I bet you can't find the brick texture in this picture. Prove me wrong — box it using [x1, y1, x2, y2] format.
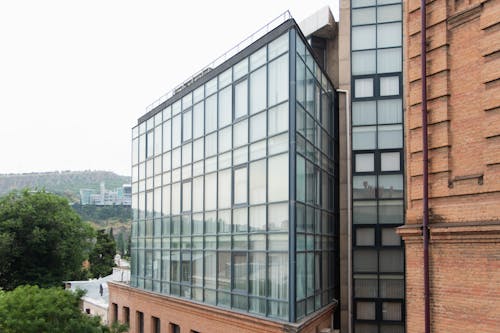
[402, 0, 500, 331]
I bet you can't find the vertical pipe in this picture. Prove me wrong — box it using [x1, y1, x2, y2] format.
[420, 0, 431, 332]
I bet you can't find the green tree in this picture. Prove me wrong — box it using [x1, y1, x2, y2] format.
[0, 190, 95, 290]
[0, 285, 128, 333]
[89, 229, 116, 278]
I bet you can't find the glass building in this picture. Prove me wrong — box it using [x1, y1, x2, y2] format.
[350, 0, 405, 332]
[130, 19, 339, 323]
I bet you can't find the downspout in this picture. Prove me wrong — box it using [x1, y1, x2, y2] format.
[336, 88, 351, 333]
[420, 0, 431, 332]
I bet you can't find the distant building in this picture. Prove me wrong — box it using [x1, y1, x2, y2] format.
[80, 183, 132, 206]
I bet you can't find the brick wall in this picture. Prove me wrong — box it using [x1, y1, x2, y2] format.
[401, 0, 500, 331]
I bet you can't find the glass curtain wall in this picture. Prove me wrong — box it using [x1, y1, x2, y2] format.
[350, 0, 405, 332]
[131, 23, 338, 323]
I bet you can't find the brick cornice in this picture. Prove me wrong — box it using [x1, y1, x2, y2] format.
[397, 221, 500, 243]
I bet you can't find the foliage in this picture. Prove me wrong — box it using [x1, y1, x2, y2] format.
[89, 229, 116, 278]
[0, 190, 95, 290]
[72, 204, 132, 222]
[0, 285, 128, 333]
[0, 170, 130, 203]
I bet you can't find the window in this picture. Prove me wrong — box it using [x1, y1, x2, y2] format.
[378, 48, 402, 73]
[380, 76, 399, 96]
[352, 25, 376, 50]
[219, 86, 232, 128]
[355, 153, 375, 172]
[268, 103, 288, 136]
[352, 7, 376, 26]
[250, 67, 266, 114]
[268, 54, 288, 107]
[233, 120, 248, 148]
[234, 167, 247, 205]
[193, 102, 204, 138]
[381, 152, 400, 171]
[183, 110, 192, 141]
[377, 22, 402, 48]
[205, 94, 217, 133]
[122, 306, 130, 324]
[249, 160, 266, 204]
[352, 101, 376, 125]
[136, 311, 144, 333]
[111, 303, 118, 323]
[355, 78, 374, 98]
[268, 153, 288, 202]
[352, 50, 376, 75]
[250, 112, 267, 142]
[152, 317, 160, 333]
[170, 323, 180, 333]
[235, 80, 248, 119]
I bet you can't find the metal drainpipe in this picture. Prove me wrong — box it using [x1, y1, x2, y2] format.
[336, 88, 351, 333]
[421, 0, 431, 331]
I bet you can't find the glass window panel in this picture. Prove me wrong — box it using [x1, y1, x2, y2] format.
[250, 140, 266, 160]
[233, 252, 247, 291]
[233, 146, 248, 165]
[154, 126, 162, 156]
[250, 67, 267, 114]
[172, 115, 181, 148]
[382, 228, 401, 246]
[234, 167, 247, 205]
[268, 253, 288, 300]
[218, 151, 231, 169]
[352, 101, 376, 125]
[249, 253, 266, 296]
[355, 153, 375, 172]
[380, 276, 404, 298]
[235, 80, 248, 119]
[233, 207, 248, 233]
[193, 86, 204, 103]
[217, 251, 231, 290]
[355, 78, 373, 98]
[353, 249, 378, 272]
[182, 143, 191, 166]
[378, 4, 402, 23]
[219, 86, 232, 128]
[305, 69, 315, 115]
[357, 301, 376, 320]
[353, 201, 376, 224]
[182, 181, 191, 212]
[268, 233, 288, 251]
[268, 203, 288, 231]
[378, 99, 402, 123]
[296, 155, 306, 202]
[205, 173, 217, 211]
[172, 148, 181, 169]
[205, 78, 217, 96]
[161, 185, 171, 216]
[378, 174, 403, 198]
[205, 132, 217, 157]
[268, 33, 288, 59]
[352, 0, 376, 7]
[205, 213, 217, 234]
[146, 131, 154, 158]
[218, 210, 231, 234]
[249, 159, 266, 204]
[379, 200, 404, 224]
[380, 249, 404, 272]
[352, 7, 376, 25]
[352, 25, 376, 50]
[205, 157, 217, 173]
[250, 46, 266, 70]
[356, 228, 375, 246]
[233, 57, 248, 81]
[250, 112, 267, 142]
[233, 235, 247, 250]
[233, 120, 248, 148]
[381, 152, 400, 171]
[378, 124, 403, 149]
[193, 102, 204, 139]
[268, 153, 288, 202]
[218, 169, 232, 209]
[354, 274, 378, 297]
[249, 205, 266, 232]
[192, 176, 203, 212]
[378, 0, 401, 4]
[268, 132, 288, 155]
[377, 22, 402, 48]
[218, 68, 232, 88]
[204, 251, 216, 288]
[377, 47, 402, 73]
[172, 100, 181, 116]
[268, 54, 289, 107]
[353, 175, 377, 199]
[171, 182, 181, 215]
[383, 302, 402, 321]
[352, 126, 376, 150]
[193, 138, 204, 161]
[182, 94, 192, 110]
[218, 127, 232, 153]
[193, 160, 203, 176]
[352, 50, 376, 75]
[205, 94, 217, 133]
[268, 103, 288, 136]
[380, 76, 399, 96]
[297, 57, 306, 106]
[162, 120, 172, 152]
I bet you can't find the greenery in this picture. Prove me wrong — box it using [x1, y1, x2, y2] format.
[0, 285, 128, 333]
[89, 230, 116, 278]
[0, 170, 130, 203]
[0, 190, 95, 290]
[72, 204, 132, 222]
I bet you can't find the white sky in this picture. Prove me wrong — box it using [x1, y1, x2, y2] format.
[0, 0, 339, 176]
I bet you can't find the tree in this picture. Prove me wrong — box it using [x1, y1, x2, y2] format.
[0, 285, 128, 333]
[0, 190, 95, 290]
[89, 229, 116, 278]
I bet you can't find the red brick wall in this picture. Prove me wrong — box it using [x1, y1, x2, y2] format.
[108, 282, 335, 333]
[402, 0, 500, 331]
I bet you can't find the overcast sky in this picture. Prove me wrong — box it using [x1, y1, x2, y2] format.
[0, 0, 339, 177]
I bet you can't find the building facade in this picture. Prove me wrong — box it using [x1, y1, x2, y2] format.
[110, 17, 341, 333]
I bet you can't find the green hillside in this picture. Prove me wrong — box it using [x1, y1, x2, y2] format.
[0, 170, 130, 203]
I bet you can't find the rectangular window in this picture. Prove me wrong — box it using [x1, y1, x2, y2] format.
[355, 78, 374, 98]
[205, 94, 217, 133]
[219, 86, 232, 128]
[234, 57, 248, 80]
[235, 80, 248, 119]
[233, 252, 247, 291]
[268, 54, 288, 107]
[268, 153, 288, 202]
[193, 102, 204, 138]
[355, 153, 375, 173]
[122, 306, 130, 324]
[352, 50, 376, 75]
[205, 173, 216, 211]
[378, 99, 402, 124]
[268, 253, 288, 300]
[249, 160, 266, 204]
[218, 126, 232, 153]
[233, 119, 248, 148]
[352, 25, 376, 50]
[250, 67, 267, 114]
[170, 323, 181, 333]
[183, 110, 192, 141]
[268, 103, 288, 136]
[136, 311, 144, 333]
[377, 48, 402, 73]
[249, 252, 266, 296]
[172, 115, 181, 148]
[217, 251, 231, 290]
[233, 207, 248, 232]
[152, 317, 160, 333]
[378, 124, 402, 149]
[250, 112, 267, 142]
[352, 126, 376, 150]
[234, 167, 248, 205]
[377, 22, 402, 48]
[218, 169, 231, 209]
[380, 76, 399, 96]
[204, 251, 216, 288]
[381, 152, 400, 171]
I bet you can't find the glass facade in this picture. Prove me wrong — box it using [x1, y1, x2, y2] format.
[130, 23, 338, 323]
[351, 0, 405, 332]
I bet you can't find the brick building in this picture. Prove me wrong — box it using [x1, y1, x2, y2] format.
[398, 0, 500, 332]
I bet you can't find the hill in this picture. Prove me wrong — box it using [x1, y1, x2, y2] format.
[0, 170, 130, 203]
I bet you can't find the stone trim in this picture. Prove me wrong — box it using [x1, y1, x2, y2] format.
[447, 3, 483, 30]
[397, 221, 500, 243]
